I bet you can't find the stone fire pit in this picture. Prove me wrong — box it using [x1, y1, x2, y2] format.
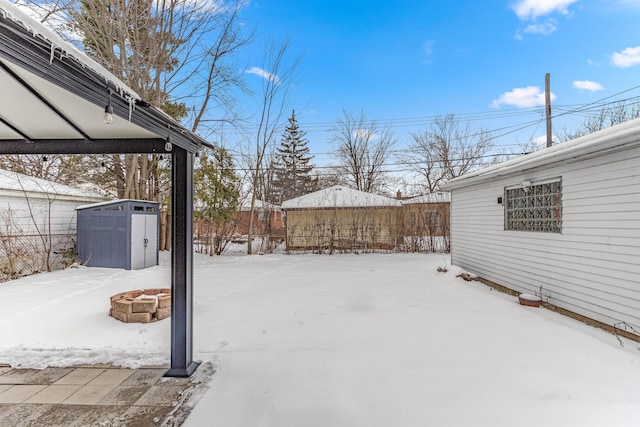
[109, 288, 171, 323]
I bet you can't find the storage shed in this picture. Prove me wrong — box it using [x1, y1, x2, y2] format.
[77, 200, 159, 270]
[443, 117, 640, 340]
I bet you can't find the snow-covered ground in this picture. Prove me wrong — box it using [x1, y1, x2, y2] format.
[1, 252, 639, 426]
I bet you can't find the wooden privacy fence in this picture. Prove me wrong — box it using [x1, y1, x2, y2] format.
[284, 204, 450, 253]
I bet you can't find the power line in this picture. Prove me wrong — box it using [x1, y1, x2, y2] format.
[209, 85, 640, 138]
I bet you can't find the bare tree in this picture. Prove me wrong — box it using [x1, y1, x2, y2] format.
[330, 109, 396, 193]
[0, 209, 27, 282]
[558, 100, 640, 142]
[245, 39, 300, 254]
[0, 174, 84, 281]
[13, 0, 252, 201]
[0, 155, 64, 183]
[184, 1, 254, 134]
[73, 0, 252, 200]
[402, 114, 494, 192]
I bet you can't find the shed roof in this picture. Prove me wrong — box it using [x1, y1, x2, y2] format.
[444, 116, 640, 190]
[76, 199, 159, 211]
[281, 185, 402, 209]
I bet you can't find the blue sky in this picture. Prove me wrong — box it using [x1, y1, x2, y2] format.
[235, 0, 640, 165]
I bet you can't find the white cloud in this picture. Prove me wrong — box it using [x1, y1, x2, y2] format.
[422, 40, 435, 56]
[421, 40, 435, 64]
[611, 46, 640, 67]
[532, 134, 561, 146]
[523, 20, 557, 35]
[572, 80, 604, 92]
[245, 66, 281, 84]
[512, 0, 580, 20]
[491, 86, 556, 108]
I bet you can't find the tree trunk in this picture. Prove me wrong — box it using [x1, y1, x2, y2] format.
[160, 211, 167, 251]
[124, 154, 139, 199]
[139, 155, 149, 200]
[164, 213, 172, 251]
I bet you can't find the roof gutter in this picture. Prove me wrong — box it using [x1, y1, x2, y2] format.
[444, 120, 640, 190]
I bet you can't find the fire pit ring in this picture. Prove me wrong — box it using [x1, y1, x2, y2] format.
[109, 288, 171, 323]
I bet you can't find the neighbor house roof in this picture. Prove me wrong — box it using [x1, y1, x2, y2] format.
[443, 116, 640, 190]
[240, 198, 281, 212]
[0, 168, 105, 202]
[281, 185, 402, 209]
[402, 192, 450, 204]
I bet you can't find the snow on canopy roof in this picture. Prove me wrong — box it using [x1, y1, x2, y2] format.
[281, 185, 402, 209]
[0, 168, 105, 200]
[402, 192, 450, 204]
[444, 116, 640, 190]
[0, 0, 139, 101]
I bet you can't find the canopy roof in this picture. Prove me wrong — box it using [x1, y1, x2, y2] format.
[0, 0, 209, 154]
[0, 0, 202, 377]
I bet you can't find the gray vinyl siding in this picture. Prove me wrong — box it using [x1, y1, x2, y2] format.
[450, 146, 640, 331]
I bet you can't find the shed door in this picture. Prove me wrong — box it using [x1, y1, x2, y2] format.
[131, 214, 158, 269]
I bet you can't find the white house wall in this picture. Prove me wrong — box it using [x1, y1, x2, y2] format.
[450, 146, 640, 331]
[0, 194, 86, 235]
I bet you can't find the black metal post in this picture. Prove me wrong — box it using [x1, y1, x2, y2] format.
[165, 147, 199, 377]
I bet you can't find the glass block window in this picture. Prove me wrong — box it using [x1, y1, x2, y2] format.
[505, 179, 562, 233]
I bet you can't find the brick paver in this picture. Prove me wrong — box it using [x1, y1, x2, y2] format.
[53, 368, 105, 386]
[0, 385, 46, 403]
[0, 364, 211, 426]
[25, 385, 80, 404]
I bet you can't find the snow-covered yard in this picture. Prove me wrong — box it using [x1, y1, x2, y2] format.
[1, 253, 639, 426]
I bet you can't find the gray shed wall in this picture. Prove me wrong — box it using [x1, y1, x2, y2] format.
[77, 200, 159, 270]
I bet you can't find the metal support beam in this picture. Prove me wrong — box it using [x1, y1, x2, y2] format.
[0, 138, 166, 154]
[165, 147, 199, 378]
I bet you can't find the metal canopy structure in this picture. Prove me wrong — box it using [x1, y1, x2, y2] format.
[0, 1, 204, 377]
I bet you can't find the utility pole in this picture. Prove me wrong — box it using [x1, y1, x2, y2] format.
[545, 72, 552, 148]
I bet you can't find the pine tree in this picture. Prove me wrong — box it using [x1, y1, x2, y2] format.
[271, 110, 317, 203]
